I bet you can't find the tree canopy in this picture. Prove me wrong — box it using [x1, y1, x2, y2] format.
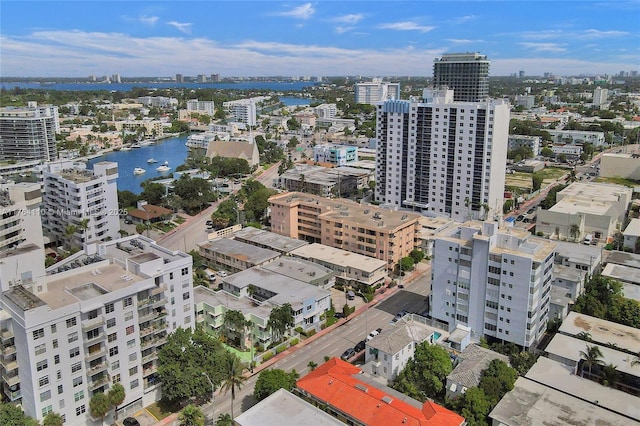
[254, 369, 300, 401]
[573, 275, 640, 328]
[173, 176, 216, 214]
[0, 404, 39, 426]
[157, 327, 231, 404]
[178, 404, 205, 426]
[89, 392, 111, 421]
[267, 303, 295, 343]
[391, 342, 453, 401]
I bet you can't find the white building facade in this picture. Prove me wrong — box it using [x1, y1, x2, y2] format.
[0, 235, 194, 425]
[0, 102, 60, 162]
[0, 182, 44, 253]
[430, 222, 556, 348]
[375, 88, 510, 222]
[38, 160, 120, 247]
[354, 80, 400, 105]
[186, 99, 215, 116]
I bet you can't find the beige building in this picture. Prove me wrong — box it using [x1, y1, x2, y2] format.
[269, 192, 420, 270]
[105, 119, 163, 138]
[206, 140, 260, 167]
[536, 182, 632, 242]
[600, 152, 640, 180]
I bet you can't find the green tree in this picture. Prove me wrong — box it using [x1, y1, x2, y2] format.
[569, 224, 580, 242]
[540, 147, 554, 158]
[221, 354, 247, 419]
[173, 176, 215, 214]
[267, 303, 295, 343]
[178, 404, 205, 426]
[509, 351, 538, 376]
[400, 256, 415, 271]
[42, 412, 64, 426]
[223, 309, 248, 349]
[108, 382, 126, 421]
[409, 249, 425, 264]
[308, 360, 318, 371]
[391, 342, 453, 401]
[157, 327, 229, 404]
[0, 403, 38, 426]
[216, 413, 233, 426]
[446, 387, 490, 426]
[600, 363, 619, 388]
[79, 217, 90, 244]
[64, 224, 78, 249]
[118, 190, 138, 209]
[89, 392, 111, 424]
[478, 360, 518, 406]
[139, 182, 166, 205]
[531, 172, 543, 192]
[254, 369, 300, 401]
[579, 344, 603, 378]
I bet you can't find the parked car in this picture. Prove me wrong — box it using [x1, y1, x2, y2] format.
[334, 312, 345, 319]
[218, 270, 228, 277]
[124, 218, 133, 224]
[123, 418, 141, 426]
[354, 340, 366, 352]
[366, 330, 379, 341]
[341, 348, 356, 360]
[376, 327, 382, 334]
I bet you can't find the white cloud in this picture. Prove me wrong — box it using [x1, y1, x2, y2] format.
[520, 28, 628, 40]
[519, 42, 567, 53]
[139, 15, 159, 25]
[579, 29, 628, 39]
[331, 13, 363, 24]
[275, 3, 315, 20]
[335, 26, 355, 35]
[446, 39, 483, 44]
[167, 21, 192, 34]
[453, 15, 477, 24]
[378, 21, 435, 33]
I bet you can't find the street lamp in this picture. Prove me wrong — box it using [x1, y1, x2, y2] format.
[201, 372, 215, 425]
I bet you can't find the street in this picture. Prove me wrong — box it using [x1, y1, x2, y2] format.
[159, 264, 432, 425]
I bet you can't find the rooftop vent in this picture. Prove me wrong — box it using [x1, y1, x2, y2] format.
[364, 209, 370, 214]
[401, 214, 407, 220]
[355, 383, 368, 393]
[382, 396, 393, 404]
[373, 212, 381, 219]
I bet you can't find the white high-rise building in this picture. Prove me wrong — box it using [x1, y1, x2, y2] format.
[37, 160, 120, 247]
[375, 88, 510, 222]
[222, 98, 261, 126]
[0, 102, 59, 162]
[593, 87, 608, 106]
[354, 79, 400, 105]
[0, 235, 194, 425]
[0, 181, 44, 253]
[430, 222, 556, 348]
[186, 99, 215, 116]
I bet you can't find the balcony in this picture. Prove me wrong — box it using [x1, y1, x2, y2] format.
[82, 316, 105, 331]
[86, 361, 108, 375]
[142, 364, 158, 377]
[151, 285, 167, 296]
[88, 374, 110, 390]
[1, 345, 16, 356]
[141, 351, 158, 364]
[138, 297, 167, 310]
[0, 356, 18, 371]
[138, 309, 160, 323]
[2, 372, 20, 387]
[85, 348, 107, 362]
[5, 388, 21, 402]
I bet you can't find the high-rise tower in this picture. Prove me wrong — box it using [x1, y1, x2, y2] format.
[433, 53, 489, 102]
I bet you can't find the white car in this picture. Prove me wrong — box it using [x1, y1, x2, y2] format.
[366, 330, 379, 341]
[218, 270, 228, 277]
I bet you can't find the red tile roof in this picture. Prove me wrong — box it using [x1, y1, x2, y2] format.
[128, 204, 173, 220]
[297, 358, 465, 426]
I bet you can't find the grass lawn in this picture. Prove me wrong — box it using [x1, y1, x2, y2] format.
[153, 221, 177, 232]
[594, 176, 640, 187]
[146, 401, 175, 421]
[536, 167, 568, 181]
[174, 215, 186, 224]
[223, 343, 254, 364]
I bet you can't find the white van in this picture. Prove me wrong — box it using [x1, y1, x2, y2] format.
[204, 269, 217, 282]
[583, 234, 593, 245]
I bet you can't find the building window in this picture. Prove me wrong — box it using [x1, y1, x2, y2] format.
[75, 405, 86, 416]
[69, 347, 79, 358]
[33, 328, 45, 340]
[35, 343, 46, 355]
[107, 318, 116, 328]
[129, 352, 137, 362]
[126, 325, 134, 335]
[127, 339, 135, 349]
[182, 267, 189, 276]
[51, 324, 57, 334]
[73, 377, 83, 388]
[68, 332, 78, 343]
[37, 360, 48, 371]
[125, 311, 134, 321]
[169, 272, 174, 280]
[183, 292, 190, 300]
[57, 385, 63, 395]
[39, 376, 49, 387]
[40, 390, 51, 402]
[113, 374, 121, 384]
[52, 339, 58, 349]
[123, 297, 133, 308]
[130, 379, 139, 389]
[71, 362, 82, 373]
[112, 360, 120, 370]
[66, 317, 77, 328]
[109, 347, 119, 357]
[74, 390, 84, 402]
[54, 354, 60, 365]
[108, 333, 117, 342]
[42, 405, 53, 417]
[105, 303, 114, 314]
[129, 366, 138, 376]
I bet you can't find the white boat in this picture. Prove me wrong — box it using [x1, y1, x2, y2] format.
[147, 158, 158, 164]
[122, 146, 132, 151]
[133, 167, 146, 175]
[156, 165, 171, 173]
[130, 143, 141, 149]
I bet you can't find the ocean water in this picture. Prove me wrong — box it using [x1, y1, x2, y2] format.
[87, 135, 188, 194]
[1, 81, 317, 92]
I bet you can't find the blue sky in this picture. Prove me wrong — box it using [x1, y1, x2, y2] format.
[1, 1, 638, 77]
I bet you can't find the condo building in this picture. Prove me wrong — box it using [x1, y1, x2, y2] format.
[0, 182, 44, 253]
[375, 88, 510, 222]
[186, 99, 215, 116]
[0, 235, 194, 425]
[433, 53, 490, 102]
[222, 98, 267, 126]
[354, 79, 400, 105]
[430, 222, 556, 348]
[36, 160, 120, 247]
[269, 192, 420, 270]
[0, 102, 59, 162]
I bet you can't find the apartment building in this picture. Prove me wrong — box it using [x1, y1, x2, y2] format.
[313, 144, 358, 166]
[433, 52, 490, 102]
[269, 192, 420, 270]
[0, 235, 194, 425]
[0, 182, 44, 253]
[431, 222, 556, 348]
[197, 238, 281, 273]
[222, 97, 268, 126]
[186, 99, 215, 116]
[508, 135, 542, 156]
[354, 80, 400, 105]
[37, 160, 120, 247]
[546, 129, 606, 146]
[105, 119, 164, 138]
[0, 102, 59, 162]
[375, 88, 510, 222]
[137, 97, 178, 108]
[314, 103, 337, 119]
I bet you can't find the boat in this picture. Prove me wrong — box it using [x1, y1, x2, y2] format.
[156, 164, 171, 173]
[130, 143, 141, 149]
[133, 167, 146, 175]
[147, 158, 158, 164]
[122, 146, 132, 151]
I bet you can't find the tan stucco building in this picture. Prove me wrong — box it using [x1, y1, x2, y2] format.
[269, 192, 420, 270]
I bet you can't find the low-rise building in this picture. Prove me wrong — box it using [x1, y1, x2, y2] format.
[546, 129, 606, 146]
[536, 182, 632, 242]
[623, 218, 640, 251]
[296, 358, 465, 426]
[278, 164, 372, 198]
[231, 227, 309, 255]
[205, 140, 260, 167]
[270, 192, 420, 270]
[600, 152, 640, 180]
[508, 135, 541, 155]
[364, 315, 446, 382]
[262, 257, 335, 289]
[313, 144, 358, 166]
[290, 243, 386, 287]
[198, 238, 280, 273]
[446, 344, 509, 399]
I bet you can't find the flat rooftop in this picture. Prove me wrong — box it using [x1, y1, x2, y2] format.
[558, 311, 640, 354]
[234, 388, 343, 426]
[194, 286, 272, 319]
[261, 257, 333, 284]
[602, 262, 640, 284]
[198, 238, 280, 265]
[624, 218, 640, 237]
[290, 243, 386, 272]
[553, 240, 602, 266]
[367, 318, 439, 355]
[525, 357, 640, 421]
[489, 377, 639, 426]
[557, 182, 631, 203]
[549, 199, 613, 215]
[606, 250, 640, 269]
[552, 263, 586, 282]
[232, 227, 308, 253]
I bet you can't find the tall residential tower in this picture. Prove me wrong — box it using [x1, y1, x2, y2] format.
[433, 53, 490, 102]
[0, 102, 59, 162]
[374, 88, 509, 222]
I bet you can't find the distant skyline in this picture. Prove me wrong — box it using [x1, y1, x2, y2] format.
[1, 1, 638, 78]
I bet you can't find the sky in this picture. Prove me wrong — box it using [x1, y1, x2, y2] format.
[1, 1, 638, 78]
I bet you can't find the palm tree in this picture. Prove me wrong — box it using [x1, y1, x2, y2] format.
[64, 224, 78, 250]
[216, 413, 233, 426]
[220, 354, 246, 419]
[308, 361, 318, 371]
[575, 331, 592, 342]
[89, 392, 111, 425]
[600, 363, 619, 388]
[42, 412, 64, 426]
[108, 382, 126, 421]
[79, 217, 90, 245]
[579, 344, 603, 379]
[569, 224, 580, 242]
[178, 404, 205, 426]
